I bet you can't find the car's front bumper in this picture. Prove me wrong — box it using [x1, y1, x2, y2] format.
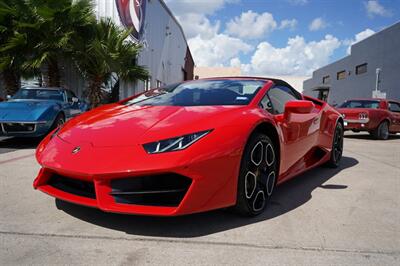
[343, 118, 371, 131]
[0, 120, 52, 137]
[33, 131, 243, 216]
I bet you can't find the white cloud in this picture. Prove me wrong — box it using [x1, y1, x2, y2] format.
[226, 11, 277, 39]
[279, 19, 298, 30]
[287, 0, 309, 5]
[241, 35, 341, 76]
[164, 0, 238, 16]
[166, 0, 252, 67]
[344, 28, 376, 54]
[188, 34, 252, 66]
[364, 0, 392, 18]
[309, 17, 327, 31]
[176, 14, 220, 39]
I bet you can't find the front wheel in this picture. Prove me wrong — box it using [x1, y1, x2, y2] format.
[233, 133, 278, 216]
[372, 121, 389, 140]
[50, 113, 65, 132]
[326, 122, 344, 168]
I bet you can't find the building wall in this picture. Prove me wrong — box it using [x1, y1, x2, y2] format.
[260, 75, 309, 92]
[194, 67, 241, 79]
[303, 22, 400, 105]
[0, 0, 193, 101]
[96, 0, 194, 99]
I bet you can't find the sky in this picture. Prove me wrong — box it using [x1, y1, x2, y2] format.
[164, 0, 399, 77]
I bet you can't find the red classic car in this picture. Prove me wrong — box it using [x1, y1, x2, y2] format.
[337, 98, 400, 139]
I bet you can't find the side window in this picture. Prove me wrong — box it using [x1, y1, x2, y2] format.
[267, 86, 300, 114]
[259, 94, 273, 112]
[389, 102, 400, 113]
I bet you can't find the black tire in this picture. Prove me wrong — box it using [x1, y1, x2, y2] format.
[233, 133, 278, 216]
[326, 122, 344, 168]
[372, 121, 389, 140]
[50, 113, 65, 132]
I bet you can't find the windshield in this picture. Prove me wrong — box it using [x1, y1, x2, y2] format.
[12, 89, 65, 101]
[124, 80, 265, 106]
[339, 100, 380, 109]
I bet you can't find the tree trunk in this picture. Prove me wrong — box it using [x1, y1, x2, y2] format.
[47, 58, 60, 87]
[111, 79, 120, 102]
[1, 68, 20, 96]
[88, 76, 104, 109]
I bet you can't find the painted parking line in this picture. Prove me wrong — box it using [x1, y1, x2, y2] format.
[0, 154, 35, 165]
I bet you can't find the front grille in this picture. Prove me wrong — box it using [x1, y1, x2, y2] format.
[2, 123, 36, 133]
[110, 174, 192, 207]
[359, 113, 368, 120]
[48, 174, 96, 199]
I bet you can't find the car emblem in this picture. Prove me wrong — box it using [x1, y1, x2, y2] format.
[72, 147, 81, 154]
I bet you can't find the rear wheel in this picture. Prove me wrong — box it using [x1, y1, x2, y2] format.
[372, 121, 389, 140]
[233, 133, 278, 216]
[326, 122, 344, 168]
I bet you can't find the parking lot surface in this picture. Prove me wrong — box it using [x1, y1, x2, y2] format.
[1, 133, 399, 265]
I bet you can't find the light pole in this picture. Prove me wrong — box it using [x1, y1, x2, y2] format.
[375, 68, 381, 92]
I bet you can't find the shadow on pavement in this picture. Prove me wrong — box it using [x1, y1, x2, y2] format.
[56, 156, 358, 238]
[0, 137, 42, 154]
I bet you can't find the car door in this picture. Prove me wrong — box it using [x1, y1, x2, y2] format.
[388, 101, 400, 132]
[65, 90, 82, 118]
[261, 85, 320, 176]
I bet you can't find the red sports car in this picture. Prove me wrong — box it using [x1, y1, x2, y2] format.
[337, 98, 400, 140]
[34, 78, 343, 216]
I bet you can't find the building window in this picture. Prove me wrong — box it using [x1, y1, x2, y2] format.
[356, 63, 367, 75]
[145, 77, 151, 91]
[337, 70, 346, 80]
[322, 75, 330, 84]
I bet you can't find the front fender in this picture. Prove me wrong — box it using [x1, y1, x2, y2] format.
[37, 103, 62, 122]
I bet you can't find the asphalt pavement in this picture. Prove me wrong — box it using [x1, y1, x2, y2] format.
[0, 133, 399, 265]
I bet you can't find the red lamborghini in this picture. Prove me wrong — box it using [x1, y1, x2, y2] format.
[34, 78, 343, 216]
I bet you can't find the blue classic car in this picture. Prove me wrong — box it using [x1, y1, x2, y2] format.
[0, 87, 88, 137]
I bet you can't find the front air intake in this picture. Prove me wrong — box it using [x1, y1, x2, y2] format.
[48, 174, 96, 199]
[110, 174, 192, 207]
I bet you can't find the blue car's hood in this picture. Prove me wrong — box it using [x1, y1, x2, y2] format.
[0, 100, 61, 121]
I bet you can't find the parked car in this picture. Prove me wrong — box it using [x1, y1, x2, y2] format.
[337, 98, 400, 139]
[34, 77, 344, 217]
[0, 87, 88, 137]
[0, 97, 4, 102]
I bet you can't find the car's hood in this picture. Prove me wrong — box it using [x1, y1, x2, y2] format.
[0, 100, 59, 121]
[58, 104, 245, 147]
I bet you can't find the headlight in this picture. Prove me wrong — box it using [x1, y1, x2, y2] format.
[143, 130, 212, 154]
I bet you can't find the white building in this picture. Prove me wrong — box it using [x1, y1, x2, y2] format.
[0, 0, 194, 100]
[94, 0, 194, 99]
[303, 22, 400, 104]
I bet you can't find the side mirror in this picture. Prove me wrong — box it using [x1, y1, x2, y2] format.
[71, 97, 79, 103]
[284, 100, 314, 120]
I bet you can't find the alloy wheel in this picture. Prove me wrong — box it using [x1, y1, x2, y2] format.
[244, 140, 276, 213]
[332, 125, 343, 163]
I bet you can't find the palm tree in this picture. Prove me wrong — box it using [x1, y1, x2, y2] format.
[0, 0, 36, 95]
[73, 18, 149, 108]
[23, 0, 95, 87]
[0, 0, 95, 91]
